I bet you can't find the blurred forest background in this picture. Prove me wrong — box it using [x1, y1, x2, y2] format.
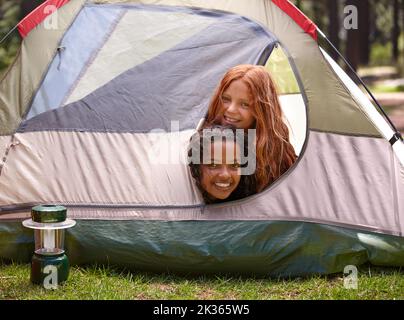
[292, 0, 404, 70]
[292, 0, 404, 132]
[0, 0, 43, 71]
[0, 0, 404, 131]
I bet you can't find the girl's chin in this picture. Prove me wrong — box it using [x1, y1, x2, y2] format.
[209, 189, 233, 200]
[210, 194, 230, 200]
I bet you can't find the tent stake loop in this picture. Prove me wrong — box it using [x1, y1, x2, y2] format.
[389, 132, 403, 146]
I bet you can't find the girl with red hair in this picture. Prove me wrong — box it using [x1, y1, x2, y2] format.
[205, 64, 297, 193]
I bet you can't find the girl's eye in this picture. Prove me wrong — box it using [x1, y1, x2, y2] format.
[222, 96, 230, 103]
[241, 102, 249, 108]
[231, 163, 241, 169]
[207, 163, 218, 169]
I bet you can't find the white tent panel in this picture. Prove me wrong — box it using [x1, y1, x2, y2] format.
[279, 93, 306, 155]
[320, 47, 404, 167]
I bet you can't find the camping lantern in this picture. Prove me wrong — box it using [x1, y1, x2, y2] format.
[22, 205, 76, 287]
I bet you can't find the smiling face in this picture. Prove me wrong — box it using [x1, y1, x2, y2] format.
[200, 140, 241, 201]
[218, 79, 256, 130]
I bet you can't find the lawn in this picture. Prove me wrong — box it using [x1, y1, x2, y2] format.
[0, 262, 403, 300]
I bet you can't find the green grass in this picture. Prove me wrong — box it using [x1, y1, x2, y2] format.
[0, 263, 403, 300]
[369, 84, 404, 94]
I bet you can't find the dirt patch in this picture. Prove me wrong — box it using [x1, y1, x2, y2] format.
[374, 92, 404, 108]
[388, 108, 404, 133]
[372, 92, 404, 133]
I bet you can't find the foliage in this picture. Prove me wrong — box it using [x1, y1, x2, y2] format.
[398, 33, 404, 75]
[292, 0, 403, 69]
[372, 0, 394, 44]
[370, 83, 404, 93]
[0, 0, 21, 73]
[370, 42, 393, 66]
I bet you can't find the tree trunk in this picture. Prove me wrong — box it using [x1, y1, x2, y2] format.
[327, 0, 340, 61]
[358, 0, 370, 65]
[20, 0, 43, 20]
[345, 0, 360, 72]
[393, 0, 400, 62]
[313, 0, 325, 32]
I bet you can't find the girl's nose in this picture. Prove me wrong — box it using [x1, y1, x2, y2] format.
[226, 102, 238, 114]
[217, 166, 231, 179]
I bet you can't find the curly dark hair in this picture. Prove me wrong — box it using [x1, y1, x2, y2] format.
[188, 124, 257, 204]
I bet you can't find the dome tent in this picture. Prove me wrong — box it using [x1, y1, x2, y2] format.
[0, 0, 403, 276]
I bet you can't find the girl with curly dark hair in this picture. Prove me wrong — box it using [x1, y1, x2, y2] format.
[188, 124, 256, 204]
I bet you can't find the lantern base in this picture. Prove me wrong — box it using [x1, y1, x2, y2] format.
[31, 252, 70, 287]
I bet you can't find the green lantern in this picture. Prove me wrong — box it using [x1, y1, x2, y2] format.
[22, 205, 76, 288]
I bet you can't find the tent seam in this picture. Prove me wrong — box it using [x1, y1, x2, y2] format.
[59, 7, 126, 108]
[310, 128, 383, 139]
[0, 202, 204, 213]
[0, 135, 17, 177]
[0, 210, 401, 237]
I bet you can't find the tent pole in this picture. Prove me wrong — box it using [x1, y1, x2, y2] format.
[0, 24, 19, 46]
[317, 28, 403, 145]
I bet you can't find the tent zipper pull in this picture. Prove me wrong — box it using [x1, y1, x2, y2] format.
[57, 46, 66, 70]
[10, 140, 20, 148]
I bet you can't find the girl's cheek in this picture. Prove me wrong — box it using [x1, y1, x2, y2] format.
[204, 168, 216, 177]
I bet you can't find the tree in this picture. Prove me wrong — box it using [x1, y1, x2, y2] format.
[345, 0, 360, 71]
[0, 0, 20, 72]
[358, 0, 370, 65]
[20, 0, 43, 20]
[392, 0, 400, 62]
[327, 0, 340, 61]
[312, 0, 326, 32]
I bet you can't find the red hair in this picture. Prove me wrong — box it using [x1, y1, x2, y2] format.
[206, 65, 297, 192]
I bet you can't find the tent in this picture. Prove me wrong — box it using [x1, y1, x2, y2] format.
[0, 0, 403, 277]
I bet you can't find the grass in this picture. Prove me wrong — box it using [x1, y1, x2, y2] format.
[369, 84, 404, 94]
[0, 262, 403, 300]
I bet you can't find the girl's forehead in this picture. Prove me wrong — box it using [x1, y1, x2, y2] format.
[224, 79, 253, 98]
[226, 78, 247, 89]
[202, 140, 241, 164]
